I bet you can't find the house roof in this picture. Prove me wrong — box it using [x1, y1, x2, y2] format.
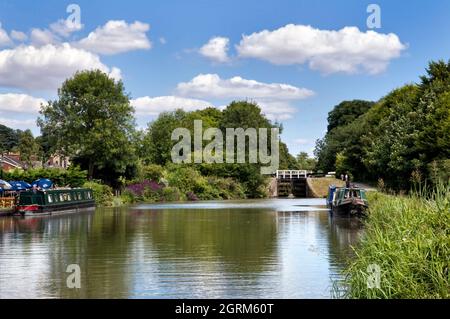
[0, 155, 24, 169]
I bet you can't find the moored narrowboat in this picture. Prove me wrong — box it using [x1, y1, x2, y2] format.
[14, 188, 95, 216]
[327, 186, 369, 216]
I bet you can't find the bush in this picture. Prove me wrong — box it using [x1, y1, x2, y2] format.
[186, 192, 198, 201]
[120, 189, 137, 204]
[125, 179, 163, 202]
[165, 164, 247, 200]
[207, 177, 246, 199]
[142, 164, 165, 182]
[3, 166, 87, 187]
[83, 181, 113, 206]
[162, 186, 182, 202]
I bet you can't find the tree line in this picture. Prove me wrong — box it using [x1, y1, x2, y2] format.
[0, 69, 317, 199]
[315, 60, 450, 190]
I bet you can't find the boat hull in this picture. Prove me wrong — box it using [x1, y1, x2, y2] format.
[14, 200, 96, 217]
[331, 201, 367, 217]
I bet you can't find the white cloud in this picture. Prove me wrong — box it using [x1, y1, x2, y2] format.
[131, 95, 294, 121]
[76, 20, 151, 55]
[292, 138, 311, 145]
[0, 23, 12, 47]
[0, 93, 45, 114]
[236, 24, 406, 74]
[175, 74, 314, 121]
[159, 37, 167, 45]
[0, 43, 121, 90]
[199, 37, 230, 63]
[132, 96, 212, 116]
[30, 28, 58, 46]
[10, 30, 27, 42]
[176, 73, 314, 100]
[50, 19, 83, 37]
[0, 117, 37, 129]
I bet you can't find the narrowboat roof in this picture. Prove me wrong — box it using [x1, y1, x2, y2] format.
[20, 188, 92, 194]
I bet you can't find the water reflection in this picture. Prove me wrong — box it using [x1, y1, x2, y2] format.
[0, 199, 363, 298]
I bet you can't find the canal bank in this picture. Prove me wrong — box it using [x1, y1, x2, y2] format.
[340, 185, 449, 299]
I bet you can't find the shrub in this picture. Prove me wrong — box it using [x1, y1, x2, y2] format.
[165, 164, 202, 194]
[165, 164, 247, 200]
[207, 177, 246, 199]
[3, 166, 87, 187]
[142, 164, 165, 182]
[162, 186, 182, 202]
[126, 179, 163, 202]
[186, 191, 198, 201]
[83, 181, 113, 206]
[120, 189, 137, 204]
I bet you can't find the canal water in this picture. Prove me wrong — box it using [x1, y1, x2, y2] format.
[0, 199, 363, 298]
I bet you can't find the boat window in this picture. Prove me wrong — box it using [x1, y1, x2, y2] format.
[60, 194, 64, 201]
[48, 195, 53, 203]
[67, 194, 71, 201]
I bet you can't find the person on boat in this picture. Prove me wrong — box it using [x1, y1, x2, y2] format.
[345, 174, 351, 188]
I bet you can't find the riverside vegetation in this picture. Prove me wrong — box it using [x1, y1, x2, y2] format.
[339, 183, 449, 299]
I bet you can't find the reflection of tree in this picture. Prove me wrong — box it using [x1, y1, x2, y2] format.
[140, 208, 279, 274]
[327, 216, 364, 260]
[0, 209, 135, 298]
[309, 213, 364, 297]
[323, 214, 364, 294]
[0, 207, 279, 298]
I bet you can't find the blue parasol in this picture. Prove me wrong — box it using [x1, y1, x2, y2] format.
[32, 178, 53, 189]
[9, 181, 32, 191]
[0, 180, 12, 190]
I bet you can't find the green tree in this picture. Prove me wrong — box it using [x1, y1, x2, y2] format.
[315, 100, 374, 174]
[38, 70, 136, 183]
[0, 124, 20, 153]
[18, 129, 40, 168]
[327, 100, 374, 132]
[296, 152, 317, 171]
[141, 109, 187, 165]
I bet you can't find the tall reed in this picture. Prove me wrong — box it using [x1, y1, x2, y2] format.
[340, 182, 449, 298]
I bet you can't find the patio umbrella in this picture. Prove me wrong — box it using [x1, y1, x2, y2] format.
[0, 180, 12, 190]
[18, 181, 32, 189]
[9, 181, 25, 191]
[32, 178, 53, 189]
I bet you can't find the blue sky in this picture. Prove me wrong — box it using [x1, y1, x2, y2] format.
[0, 0, 449, 156]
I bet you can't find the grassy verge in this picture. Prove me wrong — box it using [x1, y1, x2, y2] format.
[307, 177, 345, 198]
[340, 184, 449, 298]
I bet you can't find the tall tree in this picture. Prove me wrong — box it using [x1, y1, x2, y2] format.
[38, 70, 136, 182]
[296, 152, 317, 171]
[18, 129, 40, 168]
[0, 124, 20, 153]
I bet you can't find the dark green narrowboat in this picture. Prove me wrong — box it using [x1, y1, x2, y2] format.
[327, 186, 369, 216]
[14, 188, 95, 216]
